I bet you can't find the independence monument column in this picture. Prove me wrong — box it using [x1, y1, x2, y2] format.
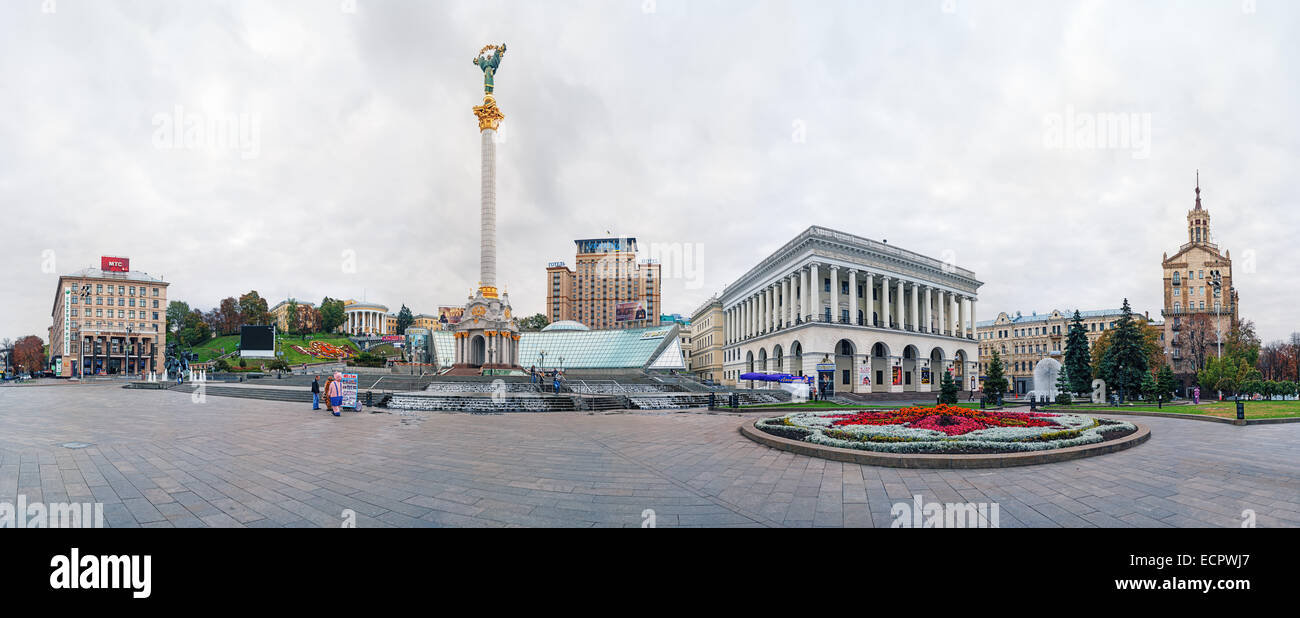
[452, 43, 521, 374]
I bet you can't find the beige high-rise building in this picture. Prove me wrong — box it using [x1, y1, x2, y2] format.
[48, 258, 169, 377]
[545, 237, 662, 330]
[1162, 174, 1238, 389]
[688, 296, 725, 383]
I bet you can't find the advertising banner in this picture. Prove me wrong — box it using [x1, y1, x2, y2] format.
[616, 301, 647, 322]
[892, 366, 902, 386]
[438, 307, 464, 325]
[341, 373, 359, 409]
[101, 256, 129, 272]
[857, 362, 872, 387]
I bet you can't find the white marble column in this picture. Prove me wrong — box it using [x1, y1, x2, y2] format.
[810, 263, 821, 321]
[910, 283, 919, 332]
[938, 292, 947, 335]
[848, 269, 858, 325]
[480, 128, 498, 289]
[783, 275, 791, 327]
[768, 285, 776, 332]
[800, 268, 810, 320]
[865, 273, 876, 326]
[959, 296, 968, 338]
[969, 298, 977, 339]
[924, 287, 933, 333]
[879, 276, 891, 328]
[829, 266, 840, 323]
[895, 279, 904, 330]
[951, 294, 961, 335]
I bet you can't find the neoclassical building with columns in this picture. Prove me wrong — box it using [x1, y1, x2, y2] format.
[342, 300, 392, 336]
[721, 226, 982, 396]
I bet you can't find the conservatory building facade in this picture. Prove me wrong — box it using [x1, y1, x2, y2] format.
[721, 226, 982, 396]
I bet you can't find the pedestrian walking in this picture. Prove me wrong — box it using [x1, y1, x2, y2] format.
[311, 375, 321, 410]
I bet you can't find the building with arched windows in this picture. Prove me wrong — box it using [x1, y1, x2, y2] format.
[720, 226, 981, 397]
[1161, 174, 1239, 391]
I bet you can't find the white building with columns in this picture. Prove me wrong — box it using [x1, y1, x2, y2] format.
[343, 301, 391, 336]
[721, 226, 982, 396]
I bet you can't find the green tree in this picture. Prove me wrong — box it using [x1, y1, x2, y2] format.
[396, 304, 414, 335]
[286, 299, 300, 335]
[180, 309, 211, 347]
[1063, 310, 1092, 394]
[983, 350, 1007, 404]
[1140, 371, 1158, 402]
[238, 291, 270, 326]
[519, 313, 550, 331]
[214, 358, 231, 372]
[1156, 365, 1177, 403]
[1098, 299, 1148, 402]
[938, 370, 959, 405]
[166, 301, 191, 340]
[1055, 369, 1072, 405]
[319, 297, 347, 333]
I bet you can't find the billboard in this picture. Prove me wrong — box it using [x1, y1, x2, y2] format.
[240, 325, 276, 359]
[615, 301, 647, 322]
[101, 256, 129, 272]
[438, 306, 464, 326]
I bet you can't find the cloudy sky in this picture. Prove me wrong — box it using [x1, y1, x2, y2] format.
[2, 0, 1297, 344]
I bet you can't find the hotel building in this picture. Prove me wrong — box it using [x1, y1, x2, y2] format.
[545, 237, 662, 330]
[47, 258, 169, 377]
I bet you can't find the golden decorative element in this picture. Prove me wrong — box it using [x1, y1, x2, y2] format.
[504, 308, 512, 319]
[473, 96, 505, 132]
[478, 284, 499, 299]
[471, 306, 487, 317]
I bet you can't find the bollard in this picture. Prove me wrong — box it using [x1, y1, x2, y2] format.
[1236, 399, 1245, 421]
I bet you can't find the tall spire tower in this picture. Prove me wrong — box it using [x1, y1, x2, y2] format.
[1187, 169, 1212, 245]
[452, 43, 520, 374]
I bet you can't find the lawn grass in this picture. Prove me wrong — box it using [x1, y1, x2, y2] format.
[189, 333, 361, 366]
[1069, 399, 1300, 420]
[190, 335, 240, 362]
[273, 334, 359, 365]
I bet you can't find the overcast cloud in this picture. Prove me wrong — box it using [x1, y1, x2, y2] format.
[2, 0, 1297, 343]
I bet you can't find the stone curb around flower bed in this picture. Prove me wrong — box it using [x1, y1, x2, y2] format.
[1054, 408, 1300, 427]
[739, 419, 1151, 469]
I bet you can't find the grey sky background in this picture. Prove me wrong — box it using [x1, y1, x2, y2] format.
[2, 0, 1297, 344]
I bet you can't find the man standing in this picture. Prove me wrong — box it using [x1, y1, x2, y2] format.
[311, 375, 321, 410]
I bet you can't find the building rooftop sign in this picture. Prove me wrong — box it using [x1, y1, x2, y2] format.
[100, 256, 129, 272]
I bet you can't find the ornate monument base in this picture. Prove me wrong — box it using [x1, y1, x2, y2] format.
[450, 286, 521, 373]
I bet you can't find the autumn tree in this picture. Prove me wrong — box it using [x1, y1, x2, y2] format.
[238, 291, 270, 326]
[13, 335, 45, 373]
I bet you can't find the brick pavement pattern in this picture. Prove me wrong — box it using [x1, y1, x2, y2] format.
[0, 385, 1297, 528]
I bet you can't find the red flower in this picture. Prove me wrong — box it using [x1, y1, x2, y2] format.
[828, 404, 1058, 436]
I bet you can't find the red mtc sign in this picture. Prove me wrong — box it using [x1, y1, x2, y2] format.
[101, 256, 129, 272]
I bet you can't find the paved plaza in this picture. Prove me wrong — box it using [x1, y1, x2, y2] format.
[0, 384, 1297, 528]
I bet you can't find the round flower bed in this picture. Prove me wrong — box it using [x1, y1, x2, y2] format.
[756, 404, 1137, 455]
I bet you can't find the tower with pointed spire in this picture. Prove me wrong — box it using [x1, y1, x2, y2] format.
[1186, 170, 1213, 245]
[1160, 171, 1239, 393]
